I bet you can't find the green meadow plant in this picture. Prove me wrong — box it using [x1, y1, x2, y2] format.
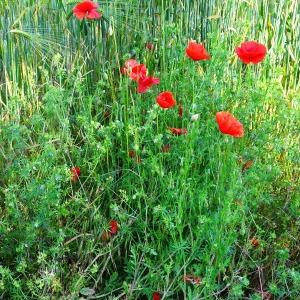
[0, 0, 299, 299]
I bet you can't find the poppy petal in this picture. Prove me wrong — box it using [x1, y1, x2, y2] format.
[216, 112, 244, 138]
[186, 41, 210, 61]
[156, 91, 176, 108]
[130, 64, 148, 81]
[86, 9, 101, 19]
[137, 76, 160, 93]
[73, 1, 101, 20]
[70, 167, 81, 182]
[153, 292, 161, 300]
[168, 127, 187, 135]
[236, 41, 267, 64]
[125, 59, 139, 69]
[109, 220, 119, 235]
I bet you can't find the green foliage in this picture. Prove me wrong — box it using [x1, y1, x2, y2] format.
[0, 0, 299, 299]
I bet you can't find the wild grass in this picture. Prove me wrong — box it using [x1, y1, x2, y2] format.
[0, 0, 299, 299]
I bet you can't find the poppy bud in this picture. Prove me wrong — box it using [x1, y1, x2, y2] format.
[103, 110, 111, 120]
[152, 292, 161, 300]
[178, 104, 183, 117]
[161, 144, 171, 153]
[146, 42, 155, 51]
[242, 160, 253, 172]
[109, 220, 119, 236]
[70, 167, 81, 182]
[250, 237, 259, 248]
[128, 150, 136, 158]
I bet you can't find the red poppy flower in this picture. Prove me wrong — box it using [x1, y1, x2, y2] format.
[183, 275, 201, 285]
[121, 59, 139, 75]
[161, 144, 171, 153]
[125, 59, 138, 69]
[156, 91, 176, 109]
[128, 150, 136, 158]
[215, 112, 244, 138]
[153, 292, 161, 300]
[129, 64, 148, 81]
[178, 103, 183, 117]
[109, 220, 119, 235]
[236, 41, 267, 64]
[186, 41, 210, 61]
[73, 1, 101, 20]
[101, 220, 119, 241]
[70, 167, 81, 182]
[168, 127, 187, 136]
[137, 76, 160, 93]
